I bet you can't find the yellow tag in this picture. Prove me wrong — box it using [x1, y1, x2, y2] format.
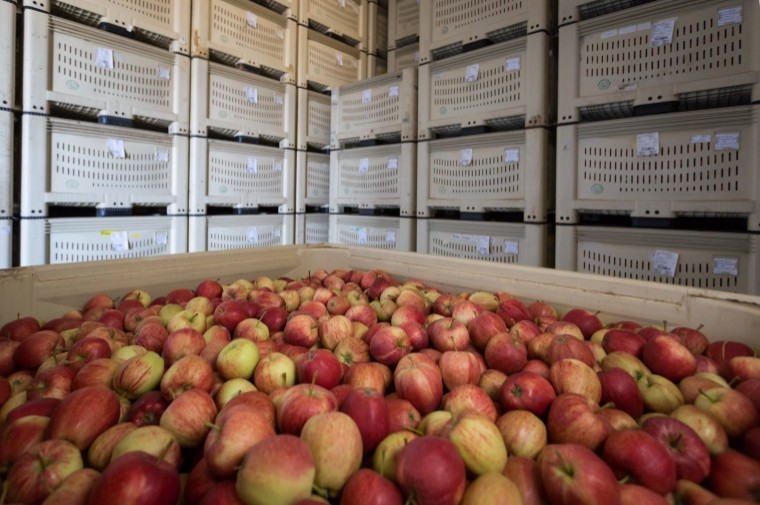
[100, 230, 114, 236]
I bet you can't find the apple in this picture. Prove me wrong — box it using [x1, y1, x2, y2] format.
[341, 387, 390, 454]
[27, 365, 76, 401]
[743, 426, 760, 461]
[339, 468, 404, 505]
[467, 291, 499, 311]
[112, 351, 164, 399]
[547, 334, 595, 366]
[673, 479, 719, 505]
[602, 351, 651, 381]
[162, 327, 205, 365]
[603, 428, 677, 494]
[670, 325, 710, 356]
[441, 383, 497, 421]
[46, 385, 121, 451]
[298, 301, 329, 321]
[204, 408, 276, 479]
[395, 436, 467, 505]
[735, 378, 760, 415]
[707, 340, 754, 377]
[640, 416, 711, 483]
[484, 332, 527, 374]
[547, 393, 611, 451]
[284, 314, 319, 348]
[496, 409, 546, 459]
[13, 330, 63, 371]
[3, 396, 59, 425]
[678, 372, 729, 404]
[236, 434, 315, 505]
[461, 472, 523, 505]
[467, 312, 508, 351]
[160, 354, 215, 400]
[550, 358, 602, 403]
[253, 352, 296, 394]
[561, 308, 603, 339]
[133, 323, 169, 353]
[496, 298, 532, 327]
[372, 430, 418, 482]
[1, 315, 42, 341]
[418, 410, 454, 436]
[86, 421, 137, 470]
[6, 439, 83, 504]
[233, 318, 270, 343]
[399, 321, 429, 351]
[478, 368, 507, 403]
[641, 334, 697, 383]
[438, 350, 481, 390]
[334, 336, 371, 368]
[390, 304, 425, 327]
[509, 319, 542, 344]
[297, 349, 344, 390]
[40, 467, 100, 505]
[618, 483, 670, 505]
[527, 300, 558, 320]
[394, 353, 444, 415]
[343, 362, 390, 394]
[637, 373, 685, 414]
[0, 415, 50, 471]
[159, 388, 218, 448]
[219, 390, 276, 429]
[694, 387, 759, 439]
[546, 321, 585, 340]
[215, 377, 258, 409]
[441, 411, 507, 475]
[504, 456, 550, 505]
[385, 397, 421, 433]
[539, 443, 620, 505]
[450, 300, 482, 327]
[727, 356, 760, 381]
[706, 449, 760, 501]
[598, 368, 644, 419]
[428, 318, 470, 352]
[216, 338, 260, 380]
[318, 315, 353, 350]
[0, 339, 19, 376]
[69, 357, 118, 391]
[213, 300, 249, 332]
[65, 336, 111, 370]
[499, 371, 556, 417]
[196, 279, 223, 299]
[601, 329, 646, 357]
[670, 404, 729, 455]
[369, 325, 412, 367]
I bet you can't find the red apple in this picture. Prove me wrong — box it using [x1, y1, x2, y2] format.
[213, 300, 249, 333]
[671, 404, 730, 456]
[602, 429, 677, 494]
[297, 349, 344, 390]
[369, 325, 412, 367]
[547, 393, 611, 451]
[162, 327, 205, 365]
[641, 334, 697, 383]
[618, 483, 669, 505]
[219, 391, 276, 429]
[204, 408, 275, 479]
[671, 325, 710, 356]
[126, 390, 169, 426]
[275, 383, 338, 435]
[341, 387, 390, 454]
[441, 383, 498, 422]
[396, 436, 467, 505]
[252, 352, 296, 394]
[334, 336, 371, 369]
[727, 356, 760, 382]
[385, 397, 421, 433]
[602, 329, 646, 357]
[0, 414, 50, 471]
[694, 387, 760, 439]
[509, 319, 542, 345]
[233, 318, 270, 342]
[394, 353, 444, 415]
[707, 340, 754, 378]
[428, 318, 470, 352]
[598, 368, 644, 419]
[6, 439, 83, 504]
[27, 364, 76, 401]
[438, 350, 481, 390]
[339, 469, 403, 505]
[196, 279, 223, 299]
[112, 351, 164, 399]
[160, 354, 215, 400]
[527, 300, 558, 320]
[467, 312, 508, 351]
[46, 385, 121, 451]
[1, 316, 42, 341]
[742, 426, 760, 461]
[159, 388, 218, 448]
[706, 449, 760, 500]
[547, 334, 595, 366]
[343, 362, 390, 395]
[496, 409, 547, 459]
[284, 314, 319, 348]
[478, 368, 507, 403]
[640, 416, 711, 483]
[735, 378, 760, 414]
[13, 330, 63, 371]
[318, 315, 353, 350]
[539, 443, 620, 505]
[484, 332, 527, 374]
[499, 371, 556, 417]
[496, 299, 531, 327]
[549, 358, 602, 403]
[561, 308, 603, 339]
[503, 456, 549, 505]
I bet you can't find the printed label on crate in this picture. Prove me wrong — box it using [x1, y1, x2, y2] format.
[415, 51, 420, 63]
[690, 134, 711, 144]
[247, 227, 258, 244]
[476, 236, 490, 256]
[273, 228, 281, 239]
[158, 67, 171, 80]
[386, 230, 396, 243]
[619, 25, 637, 36]
[601, 29, 618, 39]
[459, 149, 473, 167]
[650, 18, 676, 47]
[156, 149, 169, 162]
[274, 160, 283, 172]
[275, 94, 283, 105]
[245, 87, 258, 104]
[336, 53, 344, 66]
[362, 89, 372, 104]
[356, 227, 368, 245]
[389, 85, 399, 97]
[718, 6, 742, 26]
[359, 158, 370, 173]
[247, 158, 258, 174]
[504, 149, 519, 163]
[503, 240, 519, 255]
[637, 22, 652, 31]
[96, 48, 114, 69]
[110, 231, 130, 252]
[246, 12, 258, 28]
[277, 30, 284, 39]
[387, 158, 398, 170]
[0, 223, 10, 235]
[338, 0, 346, 7]
[505, 58, 520, 72]
[714, 133, 740, 151]
[465, 64, 480, 83]
[154, 231, 168, 245]
[452, 234, 474, 242]
[713, 257, 738, 276]
[107, 139, 126, 159]
[636, 133, 660, 157]
[651, 250, 679, 277]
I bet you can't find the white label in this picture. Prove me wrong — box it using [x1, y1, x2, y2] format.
[636, 132, 660, 157]
[274, 161, 282, 172]
[386, 230, 396, 243]
[504, 149, 519, 163]
[713, 257, 738, 276]
[433, 71, 443, 80]
[273, 228, 281, 239]
[110, 231, 130, 251]
[0, 223, 10, 235]
[246, 12, 257, 28]
[154, 231, 168, 245]
[179, 36, 186, 45]
[245, 86, 258, 104]
[714, 133, 740, 150]
[459, 148, 473, 167]
[465, 63, 479, 82]
[387, 158, 398, 170]
[362, 89, 372, 104]
[158, 66, 171, 80]
[505, 57, 520, 72]
[650, 18, 676, 47]
[414, 51, 420, 63]
[718, 6, 742, 26]
[637, 22, 652, 31]
[156, 149, 169, 162]
[357, 227, 368, 245]
[476, 236, 490, 256]
[336, 53, 344, 66]
[619, 25, 637, 35]
[652, 250, 679, 277]
[107, 139, 126, 159]
[618, 82, 638, 91]
[359, 158, 370, 173]
[275, 94, 283, 105]
[690, 134, 711, 144]
[247, 158, 258, 174]
[504, 240, 519, 255]
[601, 29, 618, 39]
[95, 47, 114, 69]
[276, 30, 284, 39]
[389, 85, 399, 97]
[247, 227, 258, 244]
[338, 0, 346, 7]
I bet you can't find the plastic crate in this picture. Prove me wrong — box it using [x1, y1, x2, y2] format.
[188, 138, 295, 215]
[331, 68, 417, 148]
[558, 0, 658, 26]
[19, 215, 188, 266]
[191, 0, 297, 81]
[20, 115, 189, 218]
[298, 0, 368, 48]
[296, 150, 330, 211]
[417, 129, 552, 222]
[295, 212, 329, 244]
[296, 88, 331, 150]
[0, 110, 12, 269]
[556, 106, 760, 231]
[416, 219, 552, 267]
[418, 32, 554, 139]
[555, 225, 760, 295]
[557, 0, 760, 124]
[22, 10, 190, 133]
[387, 42, 419, 73]
[329, 143, 416, 215]
[328, 214, 416, 251]
[297, 26, 367, 92]
[189, 213, 295, 252]
[31, 0, 191, 54]
[367, 54, 388, 78]
[1, 1, 16, 111]
[388, 0, 418, 50]
[418, 0, 555, 64]
[249, 0, 297, 18]
[368, 0, 388, 58]
[190, 59, 297, 148]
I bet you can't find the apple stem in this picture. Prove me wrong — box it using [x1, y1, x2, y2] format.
[156, 439, 175, 464]
[599, 401, 615, 411]
[727, 376, 741, 388]
[450, 336, 458, 352]
[311, 484, 334, 500]
[696, 324, 704, 332]
[404, 426, 424, 436]
[662, 320, 668, 331]
[404, 490, 417, 505]
[0, 480, 7, 505]
[204, 421, 221, 432]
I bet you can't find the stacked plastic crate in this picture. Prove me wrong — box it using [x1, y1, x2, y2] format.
[188, 0, 298, 252]
[18, 0, 191, 266]
[328, 68, 418, 250]
[555, 0, 760, 294]
[367, 0, 388, 77]
[294, 0, 368, 244]
[415, 0, 556, 267]
[387, 0, 419, 73]
[0, 1, 17, 268]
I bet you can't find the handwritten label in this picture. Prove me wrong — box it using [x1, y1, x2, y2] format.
[652, 250, 679, 277]
[690, 134, 711, 144]
[718, 6, 742, 26]
[636, 132, 660, 157]
[505, 57, 520, 72]
[158, 66, 171, 80]
[247, 158, 257, 174]
[714, 133, 739, 151]
[504, 149, 519, 163]
[601, 29, 618, 39]
[154, 231, 168, 245]
[459, 148, 473, 167]
[359, 158, 369, 173]
[713, 257, 738, 276]
[247, 227, 258, 244]
[96, 47, 114, 69]
[476, 236, 490, 256]
[156, 149, 169, 162]
[465, 64, 479, 82]
[110, 231, 129, 251]
[362, 89, 372, 104]
[246, 12, 257, 28]
[389, 85, 399, 97]
[504, 240, 519, 255]
[650, 18, 676, 47]
[386, 230, 396, 243]
[245, 86, 258, 104]
[619, 25, 637, 35]
[387, 158, 398, 170]
[107, 139, 126, 159]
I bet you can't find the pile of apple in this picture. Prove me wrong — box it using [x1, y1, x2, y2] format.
[1, 268, 759, 505]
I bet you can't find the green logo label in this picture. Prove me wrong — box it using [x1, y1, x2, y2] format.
[219, 110, 228, 119]
[441, 26, 448, 35]
[439, 106, 447, 115]
[66, 179, 79, 189]
[438, 186, 447, 195]
[221, 35, 229, 43]
[598, 79, 611, 90]
[591, 184, 604, 194]
[219, 186, 228, 194]
[66, 80, 79, 91]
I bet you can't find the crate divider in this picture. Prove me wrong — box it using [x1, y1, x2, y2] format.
[296, 149, 330, 212]
[296, 87, 331, 151]
[387, 42, 419, 73]
[388, 0, 419, 52]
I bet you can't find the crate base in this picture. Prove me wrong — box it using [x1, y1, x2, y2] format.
[295, 212, 330, 244]
[188, 214, 295, 253]
[328, 214, 415, 251]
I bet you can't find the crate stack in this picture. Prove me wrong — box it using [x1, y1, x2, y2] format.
[187, 0, 298, 252]
[387, 0, 419, 73]
[367, 0, 388, 77]
[18, 0, 192, 266]
[415, 0, 557, 268]
[294, 0, 369, 244]
[327, 68, 418, 251]
[554, 0, 760, 294]
[0, 1, 17, 269]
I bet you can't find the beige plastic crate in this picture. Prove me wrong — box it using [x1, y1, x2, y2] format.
[0, 110, 12, 269]
[190, 60, 297, 148]
[329, 143, 416, 215]
[1, 1, 16, 111]
[558, 0, 657, 26]
[23, 11, 190, 133]
[295, 212, 330, 244]
[19, 216, 188, 266]
[188, 138, 295, 215]
[388, 0, 418, 51]
[417, 219, 552, 267]
[296, 88, 331, 151]
[189, 213, 295, 252]
[417, 129, 552, 222]
[367, 54, 388, 78]
[328, 214, 416, 251]
[556, 225, 760, 295]
[418, 0, 554, 63]
[368, 0, 388, 57]
[191, 0, 297, 81]
[30, 0, 191, 54]
[556, 106, 760, 231]
[557, 0, 760, 123]
[297, 26, 367, 92]
[418, 32, 554, 139]
[20, 116, 189, 219]
[331, 68, 417, 148]
[298, 0, 368, 48]
[387, 42, 419, 73]
[249, 0, 298, 18]
[295, 150, 330, 212]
